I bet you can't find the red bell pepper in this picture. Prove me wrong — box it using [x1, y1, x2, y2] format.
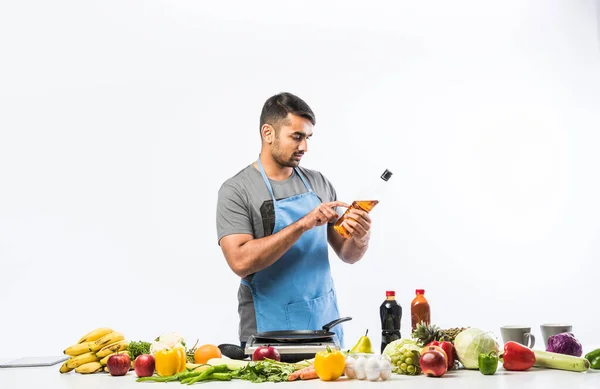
[501, 341, 535, 371]
[426, 340, 455, 369]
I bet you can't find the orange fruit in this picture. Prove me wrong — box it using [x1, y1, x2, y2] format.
[194, 344, 222, 364]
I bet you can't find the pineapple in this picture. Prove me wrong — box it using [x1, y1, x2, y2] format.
[411, 321, 445, 346]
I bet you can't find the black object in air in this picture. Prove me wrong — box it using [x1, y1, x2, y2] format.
[381, 169, 393, 181]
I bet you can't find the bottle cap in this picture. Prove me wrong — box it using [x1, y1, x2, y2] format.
[386, 291, 395, 296]
[416, 289, 425, 294]
[380, 169, 393, 181]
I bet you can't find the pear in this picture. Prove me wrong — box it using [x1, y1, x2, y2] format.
[351, 329, 374, 354]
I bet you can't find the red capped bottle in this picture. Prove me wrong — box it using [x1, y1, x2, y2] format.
[380, 290, 402, 353]
[410, 289, 430, 332]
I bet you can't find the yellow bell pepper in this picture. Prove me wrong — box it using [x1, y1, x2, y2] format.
[154, 347, 187, 377]
[314, 346, 346, 381]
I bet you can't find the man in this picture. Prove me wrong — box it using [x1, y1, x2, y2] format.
[216, 92, 373, 348]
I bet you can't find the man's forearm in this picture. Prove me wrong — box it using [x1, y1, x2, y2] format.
[339, 234, 370, 264]
[235, 221, 307, 277]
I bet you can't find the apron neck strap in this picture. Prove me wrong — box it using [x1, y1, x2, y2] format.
[256, 156, 313, 202]
[295, 167, 313, 191]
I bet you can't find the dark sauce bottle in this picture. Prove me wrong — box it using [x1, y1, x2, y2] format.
[380, 290, 402, 353]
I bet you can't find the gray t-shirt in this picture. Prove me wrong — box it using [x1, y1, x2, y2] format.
[216, 163, 338, 343]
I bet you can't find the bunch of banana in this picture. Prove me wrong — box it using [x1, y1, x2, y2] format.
[60, 327, 131, 374]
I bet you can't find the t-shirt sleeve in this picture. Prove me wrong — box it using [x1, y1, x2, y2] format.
[318, 172, 342, 223]
[326, 177, 337, 202]
[216, 182, 254, 245]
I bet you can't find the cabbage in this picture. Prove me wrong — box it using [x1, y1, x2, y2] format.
[546, 332, 583, 357]
[453, 328, 500, 369]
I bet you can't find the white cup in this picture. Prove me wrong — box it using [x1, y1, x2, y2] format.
[500, 325, 535, 348]
[540, 323, 573, 349]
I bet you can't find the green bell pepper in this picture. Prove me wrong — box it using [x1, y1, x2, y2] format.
[585, 348, 600, 369]
[478, 351, 498, 375]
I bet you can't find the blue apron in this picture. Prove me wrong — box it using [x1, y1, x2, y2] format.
[241, 158, 344, 347]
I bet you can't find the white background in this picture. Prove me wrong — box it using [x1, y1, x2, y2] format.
[1, 0, 599, 358]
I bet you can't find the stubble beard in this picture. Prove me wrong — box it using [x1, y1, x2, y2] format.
[272, 139, 299, 168]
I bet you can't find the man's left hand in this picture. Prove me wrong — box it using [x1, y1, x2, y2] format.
[339, 207, 372, 246]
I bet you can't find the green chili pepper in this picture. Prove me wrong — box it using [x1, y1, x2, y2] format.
[210, 372, 232, 381]
[211, 364, 230, 373]
[184, 367, 215, 385]
[136, 370, 192, 382]
[183, 365, 232, 385]
[478, 351, 499, 375]
[585, 348, 600, 369]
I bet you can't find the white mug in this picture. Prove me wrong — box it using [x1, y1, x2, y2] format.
[540, 323, 573, 348]
[500, 325, 535, 348]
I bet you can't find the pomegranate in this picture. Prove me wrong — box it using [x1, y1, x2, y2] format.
[420, 345, 448, 361]
[419, 348, 448, 377]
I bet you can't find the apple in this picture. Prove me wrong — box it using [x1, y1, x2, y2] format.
[134, 354, 155, 378]
[252, 346, 281, 362]
[419, 348, 448, 377]
[107, 352, 131, 376]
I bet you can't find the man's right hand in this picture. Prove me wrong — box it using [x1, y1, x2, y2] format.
[299, 201, 349, 231]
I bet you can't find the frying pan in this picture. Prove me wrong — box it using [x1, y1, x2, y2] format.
[253, 317, 352, 343]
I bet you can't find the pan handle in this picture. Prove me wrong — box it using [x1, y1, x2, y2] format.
[322, 317, 352, 332]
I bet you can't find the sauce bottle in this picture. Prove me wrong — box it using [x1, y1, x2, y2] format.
[334, 169, 393, 239]
[410, 289, 430, 332]
[380, 290, 402, 353]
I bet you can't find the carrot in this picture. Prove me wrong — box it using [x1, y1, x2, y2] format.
[299, 367, 317, 380]
[288, 366, 314, 381]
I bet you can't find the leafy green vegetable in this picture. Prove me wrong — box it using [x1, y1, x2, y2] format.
[454, 328, 499, 369]
[136, 360, 299, 384]
[128, 340, 151, 360]
[383, 338, 421, 356]
[292, 359, 314, 370]
[232, 358, 295, 383]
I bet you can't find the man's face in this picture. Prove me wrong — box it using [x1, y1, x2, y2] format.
[270, 114, 313, 168]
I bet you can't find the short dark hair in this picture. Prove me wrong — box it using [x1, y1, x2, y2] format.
[259, 92, 316, 134]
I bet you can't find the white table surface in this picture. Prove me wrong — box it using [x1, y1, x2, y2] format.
[1, 358, 599, 389]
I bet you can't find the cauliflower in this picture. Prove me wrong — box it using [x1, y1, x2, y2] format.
[150, 332, 186, 354]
